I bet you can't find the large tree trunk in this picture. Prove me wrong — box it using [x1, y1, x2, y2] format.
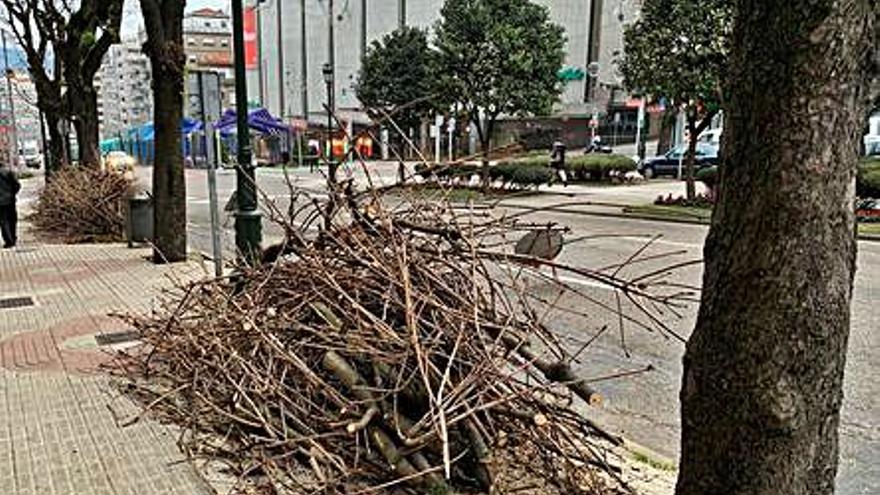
[142, 0, 187, 264]
[150, 62, 187, 263]
[40, 105, 67, 176]
[71, 85, 101, 168]
[676, 2, 874, 495]
[657, 107, 677, 155]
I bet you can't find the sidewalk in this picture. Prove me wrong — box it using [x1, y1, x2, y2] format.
[0, 214, 215, 494]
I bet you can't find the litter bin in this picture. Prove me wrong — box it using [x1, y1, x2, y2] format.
[127, 193, 154, 247]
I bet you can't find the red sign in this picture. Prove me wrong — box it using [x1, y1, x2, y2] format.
[243, 7, 258, 69]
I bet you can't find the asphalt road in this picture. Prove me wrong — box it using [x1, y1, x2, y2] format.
[142, 164, 876, 494]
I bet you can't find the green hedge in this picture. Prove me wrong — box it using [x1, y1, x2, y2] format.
[696, 166, 718, 188]
[415, 163, 480, 180]
[564, 154, 637, 181]
[859, 169, 880, 199]
[490, 161, 555, 188]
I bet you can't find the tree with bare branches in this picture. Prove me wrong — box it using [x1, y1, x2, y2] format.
[2, 0, 123, 170]
[55, 0, 124, 168]
[1, 0, 68, 175]
[139, 0, 186, 263]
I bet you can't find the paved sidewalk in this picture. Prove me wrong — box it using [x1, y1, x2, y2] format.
[0, 218, 215, 494]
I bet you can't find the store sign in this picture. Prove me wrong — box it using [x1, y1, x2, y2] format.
[243, 7, 258, 69]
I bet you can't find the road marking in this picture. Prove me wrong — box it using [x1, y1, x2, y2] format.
[615, 236, 702, 249]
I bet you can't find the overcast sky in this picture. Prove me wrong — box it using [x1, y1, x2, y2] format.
[122, 0, 228, 36]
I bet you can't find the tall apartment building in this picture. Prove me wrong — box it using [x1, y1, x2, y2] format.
[97, 39, 153, 139]
[252, 0, 642, 124]
[183, 8, 235, 108]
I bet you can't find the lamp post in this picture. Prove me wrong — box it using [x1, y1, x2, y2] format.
[323, 62, 337, 185]
[231, 0, 262, 261]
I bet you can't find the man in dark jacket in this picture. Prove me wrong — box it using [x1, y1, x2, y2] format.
[0, 162, 21, 248]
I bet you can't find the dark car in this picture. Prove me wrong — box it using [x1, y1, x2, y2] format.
[639, 143, 719, 179]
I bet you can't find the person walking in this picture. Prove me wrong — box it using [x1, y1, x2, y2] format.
[550, 139, 568, 186]
[0, 161, 21, 248]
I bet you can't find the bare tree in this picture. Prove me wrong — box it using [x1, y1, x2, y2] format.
[2, 0, 68, 175]
[677, 1, 876, 494]
[53, 0, 124, 168]
[139, 0, 186, 263]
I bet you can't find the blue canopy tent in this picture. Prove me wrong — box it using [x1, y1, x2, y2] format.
[215, 107, 289, 137]
[120, 117, 203, 165]
[215, 108, 291, 165]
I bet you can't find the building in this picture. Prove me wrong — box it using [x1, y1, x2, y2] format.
[251, 0, 642, 127]
[0, 70, 43, 162]
[97, 39, 153, 139]
[183, 8, 235, 107]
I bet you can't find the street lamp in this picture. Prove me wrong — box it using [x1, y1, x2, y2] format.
[231, 0, 262, 262]
[322, 62, 337, 185]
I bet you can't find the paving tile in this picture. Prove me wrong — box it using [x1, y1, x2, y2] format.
[0, 218, 213, 495]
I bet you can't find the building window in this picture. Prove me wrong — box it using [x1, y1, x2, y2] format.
[220, 39, 229, 47]
[188, 37, 197, 45]
[221, 21, 228, 29]
[188, 55, 197, 64]
[202, 38, 215, 46]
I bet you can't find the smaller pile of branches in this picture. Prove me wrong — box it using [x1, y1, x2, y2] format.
[31, 166, 135, 242]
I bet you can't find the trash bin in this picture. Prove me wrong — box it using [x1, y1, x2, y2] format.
[127, 193, 154, 247]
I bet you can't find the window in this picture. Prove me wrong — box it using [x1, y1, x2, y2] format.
[221, 21, 228, 29]
[202, 38, 215, 46]
[188, 55, 197, 64]
[188, 37, 197, 45]
[220, 39, 229, 47]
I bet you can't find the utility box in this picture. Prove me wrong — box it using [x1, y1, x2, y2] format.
[126, 193, 154, 247]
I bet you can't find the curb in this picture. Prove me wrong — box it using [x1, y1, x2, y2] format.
[499, 202, 880, 242]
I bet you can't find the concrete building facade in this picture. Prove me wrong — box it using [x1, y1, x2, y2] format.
[183, 8, 235, 108]
[252, 0, 641, 125]
[97, 40, 153, 138]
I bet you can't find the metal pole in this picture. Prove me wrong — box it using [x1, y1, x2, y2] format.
[361, 0, 367, 58]
[327, 0, 337, 185]
[256, 4, 265, 105]
[398, 0, 406, 29]
[300, 0, 309, 121]
[276, 0, 285, 118]
[232, 0, 262, 261]
[2, 31, 17, 168]
[198, 71, 223, 277]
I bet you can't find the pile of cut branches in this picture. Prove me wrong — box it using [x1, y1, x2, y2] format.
[111, 181, 691, 494]
[31, 166, 136, 242]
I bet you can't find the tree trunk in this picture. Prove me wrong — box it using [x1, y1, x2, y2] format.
[73, 86, 101, 168]
[676, 2, 874, 495]
[42, 109, 67, 176]
[150, 60, 187, 263]
[684, 116, 697, 202]
[657, 107, 677, 155]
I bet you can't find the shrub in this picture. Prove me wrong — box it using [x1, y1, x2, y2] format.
[857, 160, 880, 199]
[565, 154, 637, 181]
[491, 160, 555, 188]
[695, 166, 718, 188]
[655, 193, 715, 208]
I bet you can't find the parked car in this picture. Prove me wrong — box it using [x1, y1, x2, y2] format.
[639, 143, 719, 179]
[103, 151, 137, 173]
[699, 128, 723, 147]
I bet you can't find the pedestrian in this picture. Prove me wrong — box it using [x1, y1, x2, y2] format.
[550, 139, 568, 186]
[0, 161, 21, 248]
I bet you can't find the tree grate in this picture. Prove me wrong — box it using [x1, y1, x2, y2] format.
[0, 296, 35, 310]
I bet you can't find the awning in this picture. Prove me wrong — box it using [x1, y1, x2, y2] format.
[215, 107, 290, 137]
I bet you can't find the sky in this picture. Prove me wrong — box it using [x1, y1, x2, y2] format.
[122, 0, 228, 36]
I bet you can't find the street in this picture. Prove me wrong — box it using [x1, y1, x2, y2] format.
[157, 164, 878, 494]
